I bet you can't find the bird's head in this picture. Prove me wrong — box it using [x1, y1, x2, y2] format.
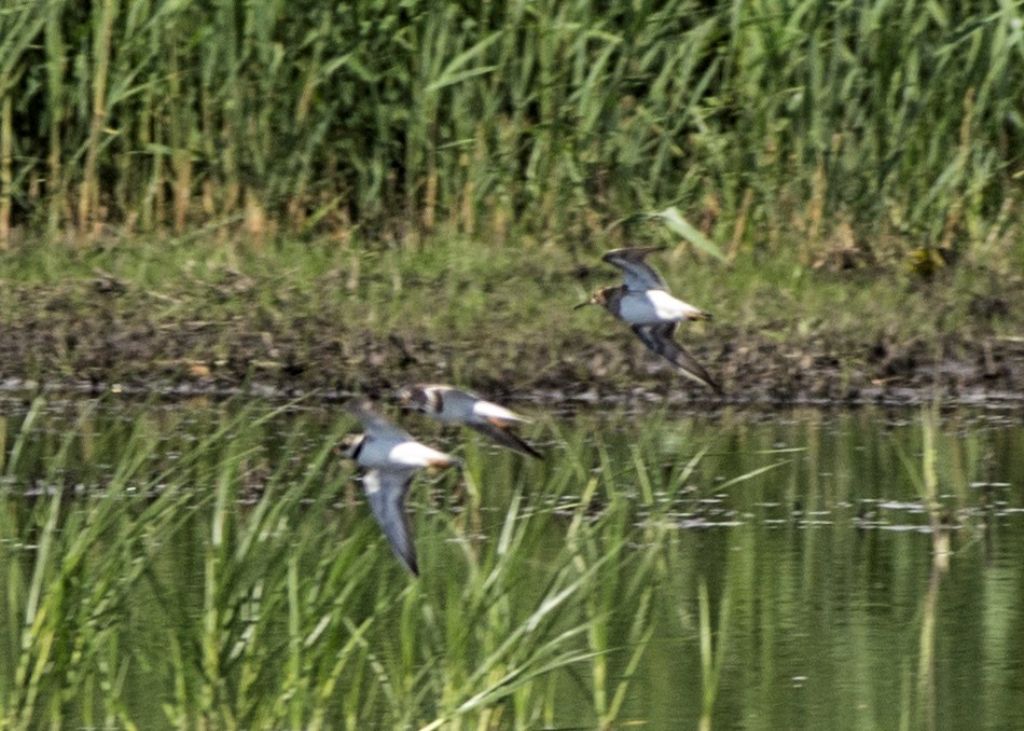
[573, 286, 616, 310]
[397, 385, 426, 410]
[337, 433, 366, 460]
[397, 385, 441, 414]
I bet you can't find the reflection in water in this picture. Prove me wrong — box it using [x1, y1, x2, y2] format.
[917, 558, 941, 731]
[0, 398, 1022, 729]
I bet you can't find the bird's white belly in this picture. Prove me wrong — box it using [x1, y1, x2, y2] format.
[387, 440, 448, 468]
[359, 438, 445, 469]
[471, 399, 522, 425]
[619, 290, 691, 324]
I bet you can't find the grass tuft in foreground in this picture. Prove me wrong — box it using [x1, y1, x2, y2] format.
[2, 398, 1022, 727]
[0, 398, 754, 729]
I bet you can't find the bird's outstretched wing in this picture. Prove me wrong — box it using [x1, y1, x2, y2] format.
[346, 400, 412, 441]
[363, 469, 419, 575]
[631, 323, 722, 394]
[602, 247, 669, 292]
[468, 421, 543, 460]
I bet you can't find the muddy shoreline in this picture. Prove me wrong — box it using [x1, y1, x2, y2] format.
[3, 309, 1023, 409]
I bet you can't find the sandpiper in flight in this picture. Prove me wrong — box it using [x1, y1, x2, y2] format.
[575, 246, 722, 393]
[398, 384, 542, 459]
[340, 401, 460, 575]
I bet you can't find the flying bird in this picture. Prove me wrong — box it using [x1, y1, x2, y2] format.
[340, 401, 460, 576]
[575, 246, 721, 393]
[398, 384, 542, 460]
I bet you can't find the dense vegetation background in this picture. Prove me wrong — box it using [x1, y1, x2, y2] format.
[2, 0, 1023, 269]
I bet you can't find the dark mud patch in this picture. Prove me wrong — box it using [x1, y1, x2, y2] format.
[3, 284, 1024, 408]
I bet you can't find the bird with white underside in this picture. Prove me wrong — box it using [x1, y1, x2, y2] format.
[398, 384, 542, 460]
[575, 246, 721, 394]
[340, 401, 460, 576]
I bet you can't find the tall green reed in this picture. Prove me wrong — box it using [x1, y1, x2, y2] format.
[0, 0, 1020, 264]
[0, 398, 762, 728]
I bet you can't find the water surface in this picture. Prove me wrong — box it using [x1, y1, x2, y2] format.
[0, 398, 1022, 729]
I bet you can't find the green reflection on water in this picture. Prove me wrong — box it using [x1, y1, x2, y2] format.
[0, 399, 1022, 729]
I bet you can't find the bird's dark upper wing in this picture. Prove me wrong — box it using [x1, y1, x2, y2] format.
[363, 469, 418, 575]
[602, 247, 668, 291]
[631, 323, 721, 394]
[467, 421, 543, 460]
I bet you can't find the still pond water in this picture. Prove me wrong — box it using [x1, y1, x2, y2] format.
[0, 397, 1022, 729]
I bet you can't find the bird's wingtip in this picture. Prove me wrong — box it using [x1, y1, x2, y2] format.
[602, 245, 667, 261]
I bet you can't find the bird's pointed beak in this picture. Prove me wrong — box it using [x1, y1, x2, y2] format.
[573, 300, 590, 310]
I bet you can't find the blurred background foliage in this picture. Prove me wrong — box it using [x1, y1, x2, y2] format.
[1, 0, 1022, 268]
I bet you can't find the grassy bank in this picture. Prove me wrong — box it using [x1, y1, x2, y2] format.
[2, 0, 1023, 267]
[1, 232, 1021, 402]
